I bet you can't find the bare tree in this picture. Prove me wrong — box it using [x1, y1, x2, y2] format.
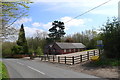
[34, 30, 48, 39]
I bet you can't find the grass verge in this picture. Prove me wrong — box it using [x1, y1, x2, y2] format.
[0, 61, 9, 80]
[90, 58, 120, 67]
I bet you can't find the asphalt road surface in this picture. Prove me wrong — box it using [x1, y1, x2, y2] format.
[2, 58, 106, 79]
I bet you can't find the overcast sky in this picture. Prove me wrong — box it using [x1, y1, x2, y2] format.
[13, 0, 120, 37]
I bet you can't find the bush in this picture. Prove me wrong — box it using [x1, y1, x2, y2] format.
[101, 18, 120, 58]
[28, 48, 34, 55]
[36, 47, 43, 56]
[13, 54, 29, 58]
[2, 42, 16, 57]
[90, 57, 120, 66]
[12, 45, 23, 54]
[2, 48, 13, 58]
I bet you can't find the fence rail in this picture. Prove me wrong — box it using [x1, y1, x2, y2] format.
[37, 49, 102, 65]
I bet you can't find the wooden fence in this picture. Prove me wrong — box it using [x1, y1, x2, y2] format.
[38, 49, 102, 65]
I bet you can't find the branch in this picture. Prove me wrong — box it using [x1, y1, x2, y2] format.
[6, 11, 28, 28]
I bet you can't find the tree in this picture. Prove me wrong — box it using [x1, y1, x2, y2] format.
[65, 37, 74, 43]
[2, 41, 16, 57]
[13, 24, 28, 54]
[61, 30, 98, 49]
[27, 31, 47, 53]
[101, 18, 120, 58]
[1, 1, 32, 40]
[86, 39, 96, 49]
[28, 48, 34, 55]
[48, 21, 66, 42]
[36, 47, 43, 56]
[12, 45, 23, 55]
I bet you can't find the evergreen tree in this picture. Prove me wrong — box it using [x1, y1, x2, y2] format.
[48, 21, 66, 42]
[16, 24, 28, 54]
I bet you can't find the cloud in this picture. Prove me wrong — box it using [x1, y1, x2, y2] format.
[61, 17, 93, 31]
[24, 27, 44, 37]
[32, 0, 119, 6]
[31, 0, 83, 3]
[42, 22, 52, 29]
[90, 8, 118, 16]
[14, 17, 32, 25]
[32, 0, 119, 16]
[32, 22, 42, 27]
[31, 0, 110, 3]
[33, 16, 92, 31]
[18, 16, 92, 37]
[61, 17, 84, 27]
[31, 22, 52, 30]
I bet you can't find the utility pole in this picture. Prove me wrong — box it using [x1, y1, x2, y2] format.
[118, 1, 120, 21]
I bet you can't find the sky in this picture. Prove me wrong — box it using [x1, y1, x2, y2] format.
[13, 0, 120, 37]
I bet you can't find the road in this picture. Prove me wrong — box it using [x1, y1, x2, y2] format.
[2, 58, 104, 79]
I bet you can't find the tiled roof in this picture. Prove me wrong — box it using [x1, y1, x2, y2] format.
[72, 43, 86, 48]
[55, 42, 86, 49]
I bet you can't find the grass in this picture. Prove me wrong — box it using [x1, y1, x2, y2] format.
[90, 58, 120, 67]
[0, 61, 9, 80]
[80, 49, 97, 52]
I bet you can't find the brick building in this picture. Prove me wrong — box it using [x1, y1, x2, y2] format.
[44, 42, 86, 55]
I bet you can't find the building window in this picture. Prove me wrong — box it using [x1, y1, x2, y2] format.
[64, 49, 66, 53]
[74, 49, 76, 52]
[53, 49, 55, 52]
[69, 49, 71, 52]
[75, 49, 77, 52]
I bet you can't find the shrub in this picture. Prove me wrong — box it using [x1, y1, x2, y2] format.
[29, 48, 34, 55]
[36, 47, 43, 56]
[101, 18, 120, 58]
[12, 45, 23, 54]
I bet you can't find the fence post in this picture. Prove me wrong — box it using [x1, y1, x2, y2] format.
[41, 56, 43, 61]
[65, 56, 66, 64]
[72, 56, 74, 65]
[80, 55, 82, 62]
[48, 56, 50, 61]
[98, 49, 101, 56]
[58, 56, 60, 63]
[87, 51, 89, 60]
[93, 50, 95, 56]
[45, 56, 46, 61]
[53, 55, 55, 62]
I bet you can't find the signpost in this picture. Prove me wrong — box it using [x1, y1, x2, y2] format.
[97, 40, 103, 45]
[97, 40, 103, 47]
[97, 40, 103, 54]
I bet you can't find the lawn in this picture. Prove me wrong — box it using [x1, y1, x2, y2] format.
[0, 61, 9, 80]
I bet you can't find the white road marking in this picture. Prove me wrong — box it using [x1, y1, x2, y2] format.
[27, 66, 45, 75]
[17, 62, 24, 65]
